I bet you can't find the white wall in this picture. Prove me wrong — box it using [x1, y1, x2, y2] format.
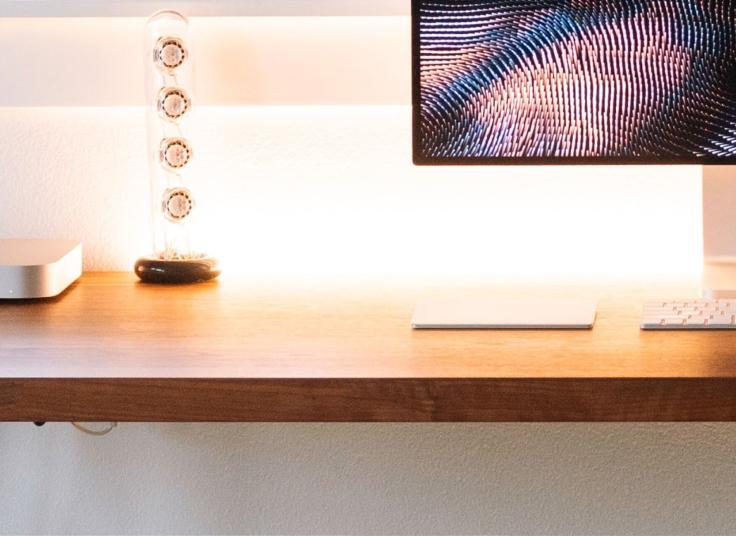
[0, 106, 702, 279]
[3, 423, 736, 535]
[0, 17, 409, 106]
[1, 14, 735, 536]
[0, 0, 408, 17]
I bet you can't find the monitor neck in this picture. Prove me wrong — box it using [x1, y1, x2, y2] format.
[702, 165, 736, 298]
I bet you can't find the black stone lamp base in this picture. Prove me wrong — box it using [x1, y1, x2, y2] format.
[134, 255, 221, 284]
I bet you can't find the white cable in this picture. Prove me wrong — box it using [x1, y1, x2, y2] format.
[71, 422, 118, 436]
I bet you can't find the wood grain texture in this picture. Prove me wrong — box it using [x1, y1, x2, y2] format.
[1, 273, 736, 421]
[3, 379, 736, 422]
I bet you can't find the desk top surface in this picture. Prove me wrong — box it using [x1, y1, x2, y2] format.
[2, 272, 734, 380]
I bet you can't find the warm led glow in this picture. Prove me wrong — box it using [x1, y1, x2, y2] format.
[191, 106, 703, 281]
[0, 105, 704, 281]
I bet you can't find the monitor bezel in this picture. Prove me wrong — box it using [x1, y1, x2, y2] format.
[411, 0, 736, 166]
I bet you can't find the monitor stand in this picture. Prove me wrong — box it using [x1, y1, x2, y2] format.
[702, 165, 736, 298]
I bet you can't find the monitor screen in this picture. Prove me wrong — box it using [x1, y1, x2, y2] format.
[412, 0, 736, 164]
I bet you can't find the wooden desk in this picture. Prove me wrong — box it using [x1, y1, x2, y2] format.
[1, 273, 735, 422]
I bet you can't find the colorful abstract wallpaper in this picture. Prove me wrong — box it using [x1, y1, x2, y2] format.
[415, 0, 736, 161]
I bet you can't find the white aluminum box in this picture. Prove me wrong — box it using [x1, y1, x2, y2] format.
[0, 240, 82, 299]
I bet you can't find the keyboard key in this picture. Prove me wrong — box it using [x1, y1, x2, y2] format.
[686, 316, 708, 326]
[708, 315, 734, 328]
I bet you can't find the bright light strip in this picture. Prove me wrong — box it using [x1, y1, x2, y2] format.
[193, 106, 703, 281]
[0, 104, 704, 281]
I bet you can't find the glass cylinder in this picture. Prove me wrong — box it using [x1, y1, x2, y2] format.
[135, 10, 219, 283]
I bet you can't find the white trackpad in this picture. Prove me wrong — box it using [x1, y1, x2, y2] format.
[411, 297, 597, 329]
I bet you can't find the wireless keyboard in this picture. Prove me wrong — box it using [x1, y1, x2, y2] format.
[641, 299, 736, 330]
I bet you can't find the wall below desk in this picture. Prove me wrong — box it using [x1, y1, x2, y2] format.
[0, 422, 733, 535]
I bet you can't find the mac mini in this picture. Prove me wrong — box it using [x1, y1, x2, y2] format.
[0, 240, 82, 299]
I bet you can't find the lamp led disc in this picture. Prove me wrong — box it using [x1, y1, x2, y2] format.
[155, 37, 187, 72]
[161, 187, 194, 222]
[160, 138, 192, 170]
[157, 87, 190, 121]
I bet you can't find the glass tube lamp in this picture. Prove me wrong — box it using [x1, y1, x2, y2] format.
[135, 10, 220, 283]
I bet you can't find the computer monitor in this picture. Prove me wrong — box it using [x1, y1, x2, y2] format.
[412, 0, 736, 300]
[413, 0, 736, 165]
